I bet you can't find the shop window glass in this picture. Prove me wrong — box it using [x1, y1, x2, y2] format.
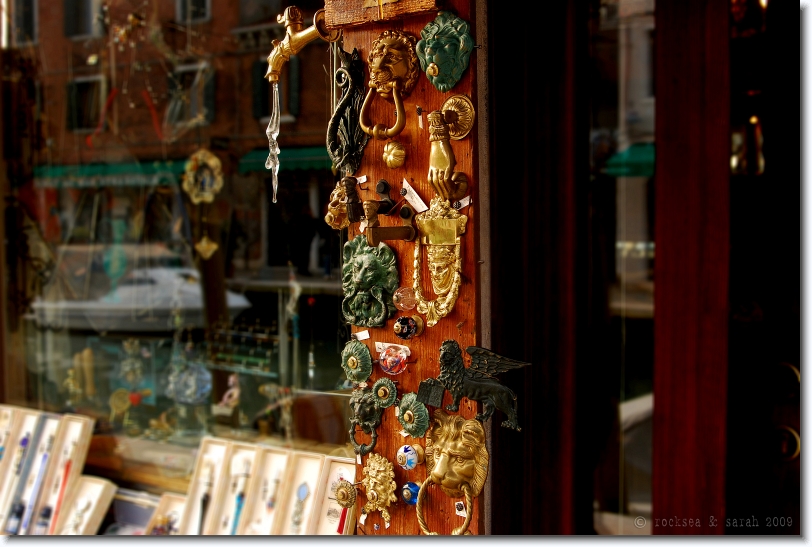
[589, 0, 655, 535]
[177, 0, 210, 23]
[12, 0, 37, 45]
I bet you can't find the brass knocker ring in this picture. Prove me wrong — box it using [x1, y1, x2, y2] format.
[415, 480, 473, 535]
[359, 82, 407, 140]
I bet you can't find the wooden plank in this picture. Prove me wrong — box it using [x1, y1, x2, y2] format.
[324, 0, 441, 29]
[337, 0, 480, 535]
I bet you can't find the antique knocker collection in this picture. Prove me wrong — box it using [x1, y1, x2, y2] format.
[260, 3, 531, 535]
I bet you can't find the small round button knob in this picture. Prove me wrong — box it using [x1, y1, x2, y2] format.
[392, 287, 417, 311]
[396, 444, 425, 470]
[394, 315, 424, 340]
[401, 481, 421, 505]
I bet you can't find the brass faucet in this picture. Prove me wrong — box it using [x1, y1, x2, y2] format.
[265, 7, 341, 83]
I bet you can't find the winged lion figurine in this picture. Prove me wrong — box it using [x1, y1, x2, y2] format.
[417, 339, 530, 431]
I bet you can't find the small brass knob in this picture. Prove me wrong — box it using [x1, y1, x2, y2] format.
[347, 356, 358, 370]
[377, 386, 390, 399]
[403, 410, 415, 424]
[427, 63, 439, 77]
[367, 489, 378, 502]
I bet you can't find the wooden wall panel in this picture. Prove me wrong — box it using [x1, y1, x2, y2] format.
[336, 0, 482, 536]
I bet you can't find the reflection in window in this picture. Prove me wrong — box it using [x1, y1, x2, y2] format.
[66, 76, 105, 132]
[64, 0, 102, 38]
[590, 0, 654, 535]
[12, 0, 37, 45]
[177, 0, 210, 23]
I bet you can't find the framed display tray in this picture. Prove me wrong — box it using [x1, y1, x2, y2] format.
[237, 446, 292, 535]
[176, 436, 232, 535]
[53, 475, 116, 535]
[311, 455, 356, 535]
[0, 409, 44, 533]
[209, 441, 263, 536]
[145, 492, 186, 536]
[273, 451, 325, 536]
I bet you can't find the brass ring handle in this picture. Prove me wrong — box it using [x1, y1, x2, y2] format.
[415, 480, 473, 535]
[777, 425, 800, 461]
[359, 83, 407, 140]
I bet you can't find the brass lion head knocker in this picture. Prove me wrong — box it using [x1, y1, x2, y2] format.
[360, 453, 398, 528]
[415, 410, 489, 535]
[359, 29, 419, 141]
[412, 197, 468, 327]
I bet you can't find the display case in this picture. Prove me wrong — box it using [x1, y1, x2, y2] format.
[52, 475, 117, 535]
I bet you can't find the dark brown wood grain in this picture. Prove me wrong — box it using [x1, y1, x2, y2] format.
[652, 0, 730, 535]
[338, 0, 480, 535]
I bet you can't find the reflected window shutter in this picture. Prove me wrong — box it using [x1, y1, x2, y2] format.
[252, 60, 269, 119]
[288, 56, 300, 117]
[64, 0, 77, 37]
[204, 68, 215, 124]
[66, 81, 77, 130]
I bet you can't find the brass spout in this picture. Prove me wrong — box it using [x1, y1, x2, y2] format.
[265, 7, 341, 82]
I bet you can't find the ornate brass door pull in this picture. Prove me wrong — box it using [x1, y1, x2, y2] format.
[414, 410, 489, 535]
[360, 453, 397, 527]
[359, 30, 419, 141]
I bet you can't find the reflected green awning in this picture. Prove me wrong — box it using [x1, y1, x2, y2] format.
[603, 142, 655, 177]
[239, 146, 333, 174]
[34, 161, 184, 188]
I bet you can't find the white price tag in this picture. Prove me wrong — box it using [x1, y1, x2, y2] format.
[359, 219, 367, 232]
[359, 513, 367, 525]
[454, 195, 472, 209]
[385, 521, 390, 529]
[357, 454, 362, 465]
[399, 430, 410, 437]
[356, 175, 368, 185]
[401, 179, 428, 213]
[455, 501, 468, 518]
[355, 330, 370, 341]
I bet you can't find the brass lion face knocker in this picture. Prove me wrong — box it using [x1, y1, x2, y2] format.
[359, 29, 419, 141]
[348, 378, 398, 456]
[415, 410, 489, 535]
[412, 197, 468, 327]
[360, 453, 398, 528]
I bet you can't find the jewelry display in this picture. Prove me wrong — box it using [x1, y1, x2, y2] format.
[290, 482, 310, 534]
[61, 497, 91, 535]
[228, 458, 251, 535]
[19, 433, 55, 534]
[266, 470, 281, 512]
[48, 442, 76, 534]
[412, 197, 468, 327]
[198, 461, 215, 534]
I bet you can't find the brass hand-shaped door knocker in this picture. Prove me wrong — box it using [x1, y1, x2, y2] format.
[426, 94, 476, 201]
[415, 410, 489, 535]
[359, 30, 419, 141]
